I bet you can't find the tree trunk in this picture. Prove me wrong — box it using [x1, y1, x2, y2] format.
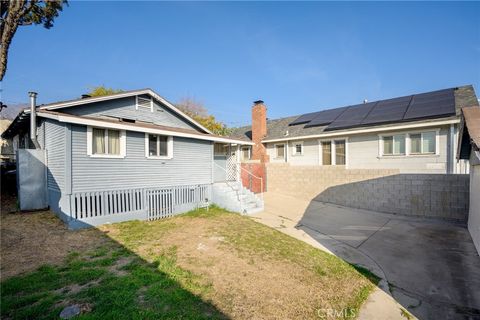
[0, 0, 27, 81]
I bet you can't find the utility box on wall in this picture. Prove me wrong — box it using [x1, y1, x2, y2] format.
[17, 149, 47, 211]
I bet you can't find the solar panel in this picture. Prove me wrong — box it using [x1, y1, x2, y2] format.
[289, 111, 324, 126]
[403, 89, 455, 120]
[304, 107, 348, 127]
[361, 95, 412, 125]
[325, 102, 377, 130]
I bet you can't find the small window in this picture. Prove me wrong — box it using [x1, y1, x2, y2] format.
[214, 143, 228, 156]
[383, 135, 405, 156]
[136, 95, 153, 111]
[145, 134, 172, 158]
[241, 147, 251, 161]
[88, 127, 125, 158]
[276, 144, 285, 159]
[410, 131, 436, 154]
[321, 141, 332, 165]
[148, 134, 172, 158]
[293, 142, 303, 156]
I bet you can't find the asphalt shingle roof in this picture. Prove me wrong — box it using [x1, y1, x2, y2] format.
[230, 85, 478, 142]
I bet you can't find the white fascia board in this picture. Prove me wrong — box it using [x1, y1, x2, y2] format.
[36, 89, 213, 134]
[262, 119, 460, 143]
[36, 112, 254, 145]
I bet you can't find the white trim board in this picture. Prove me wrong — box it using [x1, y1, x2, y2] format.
[37, 111, 254, 146]
[262, 119, 460, 143]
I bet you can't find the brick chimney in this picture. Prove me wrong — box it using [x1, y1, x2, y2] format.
[251, 100, 269, 163]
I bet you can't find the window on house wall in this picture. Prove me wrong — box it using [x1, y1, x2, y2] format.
[241, 147, 251, 161]
[335, 140, 346, 165]
[214, 143, 228, 156]
[88, 127, 125, 157]
[321, 141, 332, 165]
[293, 142, 303, 156]
[275, 144, 285, 159]
[410, 131, 436, 154]
[382, 134, 405, 155]
[146, 134, 172, 158]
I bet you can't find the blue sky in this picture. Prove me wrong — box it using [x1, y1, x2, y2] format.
[2, 1, 479, 126]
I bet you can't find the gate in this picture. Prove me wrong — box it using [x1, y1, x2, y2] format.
[17, 149, 47, 210]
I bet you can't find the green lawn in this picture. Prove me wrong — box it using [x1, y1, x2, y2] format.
[1, 207, 379, 319]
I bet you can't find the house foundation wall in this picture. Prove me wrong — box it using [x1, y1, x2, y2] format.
[266, 164, 469, 221]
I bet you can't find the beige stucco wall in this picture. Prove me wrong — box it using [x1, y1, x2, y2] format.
[266, 125, 455, 173]
[468, 153, 480, 255]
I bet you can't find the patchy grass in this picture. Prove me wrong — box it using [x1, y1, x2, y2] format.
[1, 206, 378, 319]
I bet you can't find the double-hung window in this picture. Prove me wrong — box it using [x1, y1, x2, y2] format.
[382, 134, 405, 156]
[379, 131, 437, 157]
[410, 131, 436, 154]
[145, 134, 173, 159]
[87, 127, 126, 158]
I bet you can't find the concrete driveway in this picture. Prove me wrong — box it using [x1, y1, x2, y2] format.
[252, 192, 480, 320]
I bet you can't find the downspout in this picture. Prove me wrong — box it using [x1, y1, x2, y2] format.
[29, 91, 40, 149]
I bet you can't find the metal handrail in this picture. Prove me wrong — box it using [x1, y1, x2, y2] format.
[238, 164, 264, 201]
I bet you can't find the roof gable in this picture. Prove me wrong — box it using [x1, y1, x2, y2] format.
[37, 89, 212, 134]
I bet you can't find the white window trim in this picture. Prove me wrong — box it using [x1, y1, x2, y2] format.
[379, 134, 406, 157]
[274, 143, 286, 160]
[145, 133, 173, 159]
[135, 95, 154, 112]
[378, 128, 440, 158]
[241, 146, 251, 161]
[318, 137, 348, 167]
[292, 141, 304, 156]
[86, 126, 126, 158]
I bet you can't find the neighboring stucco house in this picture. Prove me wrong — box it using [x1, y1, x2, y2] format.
[458, 105, 480, 254]
[2, 89, 260, 228]
[232, 85, 478, 174]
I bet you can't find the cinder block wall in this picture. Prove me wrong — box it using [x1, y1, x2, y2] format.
[266, 164, 470, 221]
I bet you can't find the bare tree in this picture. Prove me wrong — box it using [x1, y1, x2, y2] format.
[0, 0, 67, 80]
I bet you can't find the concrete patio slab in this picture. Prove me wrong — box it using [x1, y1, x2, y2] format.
[252, 192, 480, 320]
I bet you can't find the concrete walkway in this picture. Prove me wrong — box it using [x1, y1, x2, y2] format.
[250, 192, 480, 320]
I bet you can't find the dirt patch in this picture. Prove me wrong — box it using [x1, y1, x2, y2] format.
[105, 214, 372, 319]
[0, 194, 108, 280]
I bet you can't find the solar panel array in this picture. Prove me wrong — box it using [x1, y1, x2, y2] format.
[289, 88, 456, 131]
[304, 107, 349, 127]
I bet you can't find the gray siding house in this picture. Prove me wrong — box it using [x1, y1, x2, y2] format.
[233, 85, 478, 174]
[2, 89, 261, 229]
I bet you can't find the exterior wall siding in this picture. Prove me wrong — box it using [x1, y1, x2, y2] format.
[70, 124, 213, 193]
[468, 153, 480, 255]
[44, 119, 66, 191]
[64, 97, 201, 132]
[266, 125, 453, 173]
